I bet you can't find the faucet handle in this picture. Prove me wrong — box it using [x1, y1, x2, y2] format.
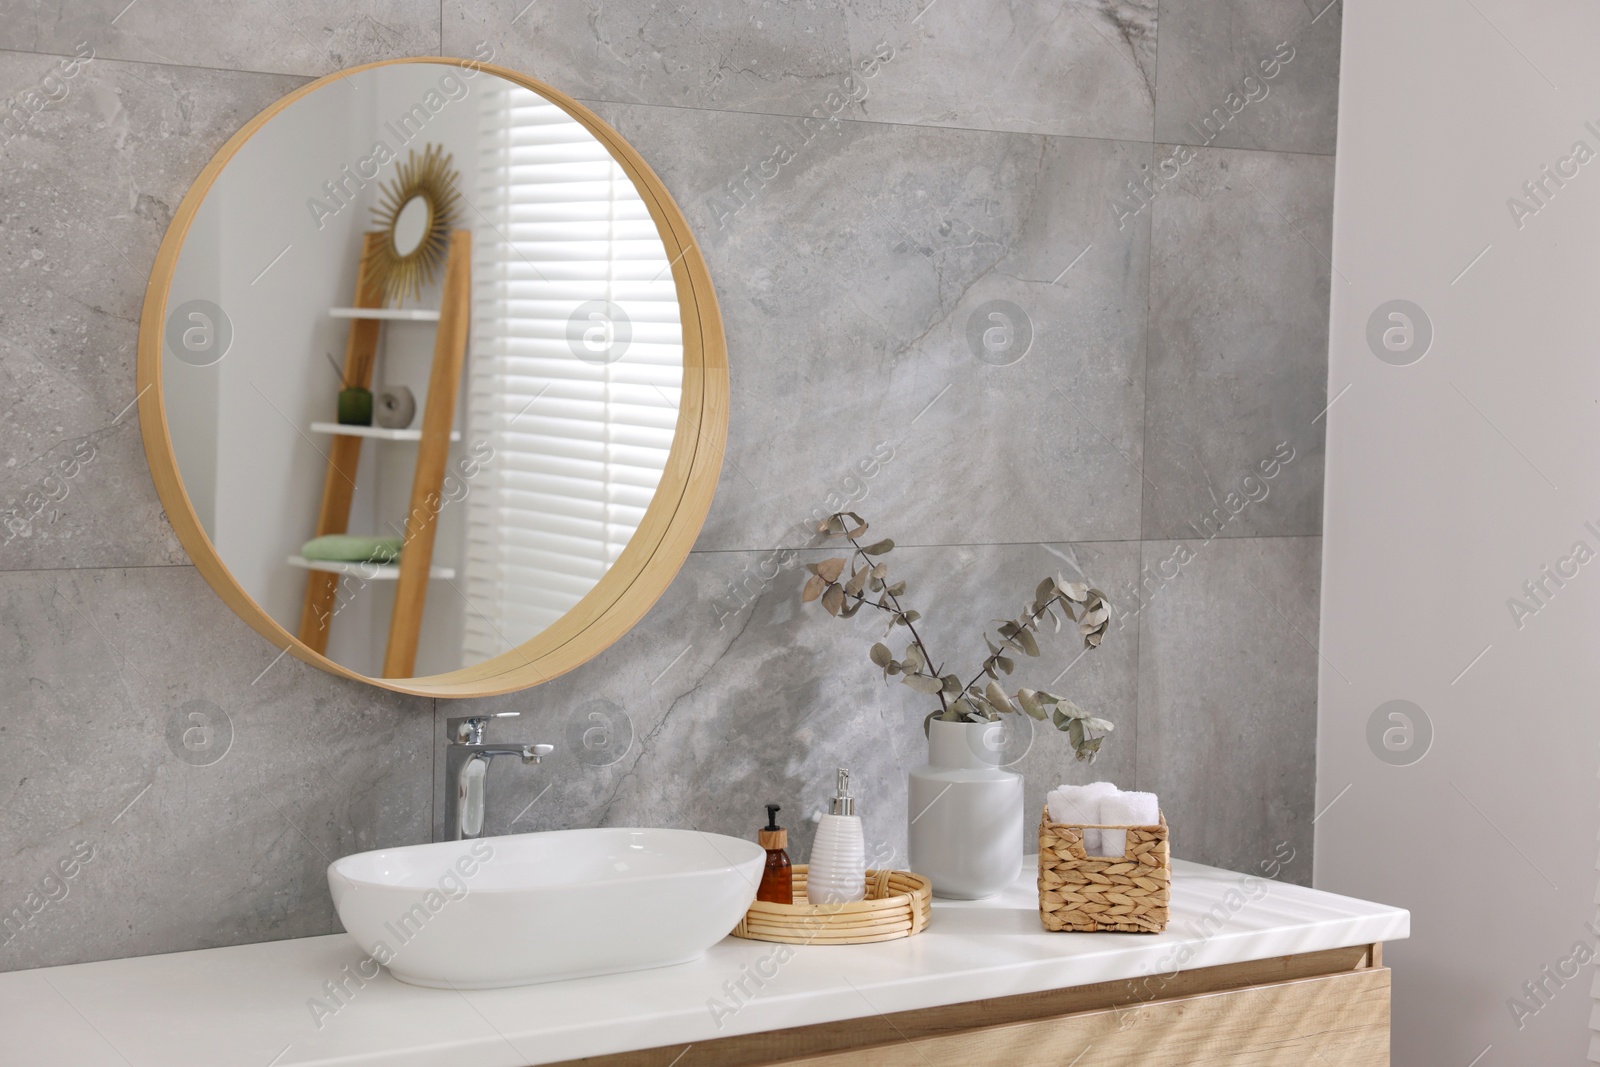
[448, 711, 520, 745]
[521, 744, 554, 764]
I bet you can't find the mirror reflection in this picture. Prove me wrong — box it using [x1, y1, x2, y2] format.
[391, 196, 430, 258]
[161, 62, 685, 679]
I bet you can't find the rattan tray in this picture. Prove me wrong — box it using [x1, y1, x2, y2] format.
[732, 866, 932, 945]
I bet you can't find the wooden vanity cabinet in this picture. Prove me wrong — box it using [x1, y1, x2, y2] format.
[554, 943, 1388, 1067]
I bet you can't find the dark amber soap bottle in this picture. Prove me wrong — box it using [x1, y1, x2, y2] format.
[757, 804, 793, 904]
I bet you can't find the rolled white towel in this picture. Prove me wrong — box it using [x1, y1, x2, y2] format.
[1098, 790, 1160, 859]
[1047, 782, 1118, 855]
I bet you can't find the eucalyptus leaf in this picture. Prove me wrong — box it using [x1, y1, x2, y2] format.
[839, 598, 863, 618]
[869, 642, 893, 667]
[984, 681, 1014, 713]
[801, 574, 825, 602]
[816, 557, 846, 583]
[941, 674, 962, 695]
[862, 539, 895, 555]
[1036, 578, 1055, 606]
[1061, 581, 1089, 602]
[1017, 689, 1047, 720]
[822, 583, 844, 616]
[1054, 699, 1089, 721]
[845, 566, 869, 597]
[902, 610, 921, 623]
[902, 673, 944, 695]
[996, 655, 1015, 674]
[886, 581, 907, 597]
[1016, 629, 1040, 657]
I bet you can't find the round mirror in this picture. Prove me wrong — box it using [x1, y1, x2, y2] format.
[390, 196, 431, 258]
[136, 58, 727, 697]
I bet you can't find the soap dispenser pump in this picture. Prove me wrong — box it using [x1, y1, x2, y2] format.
[757, 804, 793, 904]
[808, 768, 866, 905]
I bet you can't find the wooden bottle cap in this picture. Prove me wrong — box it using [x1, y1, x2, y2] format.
[759, 828, 787, 850]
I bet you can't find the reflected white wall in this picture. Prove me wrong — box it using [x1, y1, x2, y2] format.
[165, 65, 485, 678]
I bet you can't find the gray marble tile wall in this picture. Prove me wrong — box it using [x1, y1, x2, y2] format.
[0, 0, 1336, 971]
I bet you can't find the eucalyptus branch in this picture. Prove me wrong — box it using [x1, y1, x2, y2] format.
[958, 593, 1066, 698]
[841, 531, 949, 714]
[799, 512, 1113, 761]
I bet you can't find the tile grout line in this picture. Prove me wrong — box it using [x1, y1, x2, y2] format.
[1132, 131, 1157, 797]
[682, 533, 1327, 556]
[0, 47, 1336, 159]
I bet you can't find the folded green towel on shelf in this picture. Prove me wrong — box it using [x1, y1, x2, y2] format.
[301, 535, 402, 563]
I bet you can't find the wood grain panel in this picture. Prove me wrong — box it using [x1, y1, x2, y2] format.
[382, 229, 470, 678]
[766, 970, 1389, 1067]
[552, 947, 1384, 1067]
[296, 231, 386, 653]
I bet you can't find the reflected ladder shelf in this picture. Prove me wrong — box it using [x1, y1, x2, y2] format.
[296, 229, 471, 679]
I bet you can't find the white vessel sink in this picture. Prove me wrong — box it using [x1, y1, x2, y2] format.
[328, 828, 765, 989]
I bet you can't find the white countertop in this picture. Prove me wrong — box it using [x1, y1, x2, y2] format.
[0, 858, 1408, 1067]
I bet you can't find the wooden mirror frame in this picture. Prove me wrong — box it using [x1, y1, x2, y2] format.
[135, 57, 728, 698]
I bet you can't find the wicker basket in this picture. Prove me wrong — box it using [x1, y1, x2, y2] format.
[732, 866, 932, 945]
[1037, 805, 1170, 933]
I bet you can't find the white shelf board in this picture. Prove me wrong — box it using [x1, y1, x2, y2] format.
[309, 421, 458, 442]
[287, 555, 455, 581]
[329, 307, 441, 321]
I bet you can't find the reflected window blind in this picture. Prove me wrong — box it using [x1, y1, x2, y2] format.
[463, 86, 683, 662]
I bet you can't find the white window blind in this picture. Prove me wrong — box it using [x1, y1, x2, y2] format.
[462, 86, 683, 662]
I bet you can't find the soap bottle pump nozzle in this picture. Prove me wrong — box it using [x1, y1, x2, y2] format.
[765, 804, 782, 832]
[830, 767, 854, 816]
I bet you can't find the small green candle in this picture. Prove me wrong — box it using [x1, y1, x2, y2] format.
[338, 386, 373, 426]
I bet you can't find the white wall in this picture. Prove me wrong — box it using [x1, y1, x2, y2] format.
[1319, 3, 1600, 1064]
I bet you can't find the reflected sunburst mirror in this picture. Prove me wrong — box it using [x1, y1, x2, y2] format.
[364, 143, 462, 305]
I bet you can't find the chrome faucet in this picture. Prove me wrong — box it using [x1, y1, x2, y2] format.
[444, 712, 553, 841]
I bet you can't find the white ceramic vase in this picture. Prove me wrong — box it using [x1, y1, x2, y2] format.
[907, 719, 1024, 899]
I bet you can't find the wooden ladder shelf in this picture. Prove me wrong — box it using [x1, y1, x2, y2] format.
[297, 229, 472, 679]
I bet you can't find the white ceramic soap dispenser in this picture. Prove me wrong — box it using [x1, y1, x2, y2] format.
[808, 768, 866, 904]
